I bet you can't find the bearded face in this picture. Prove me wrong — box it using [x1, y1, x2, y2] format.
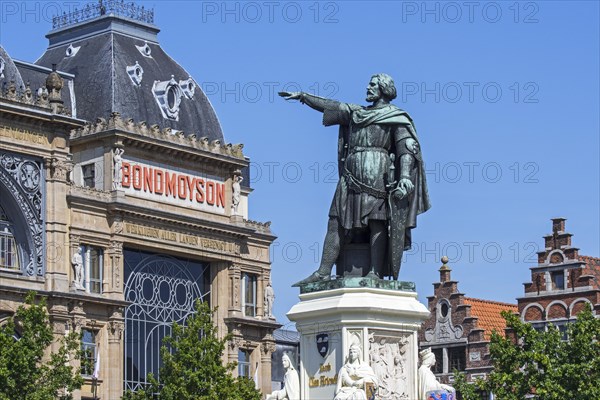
[366, 77, 382, 103]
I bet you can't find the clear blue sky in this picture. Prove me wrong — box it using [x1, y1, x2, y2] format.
[2, 1, 598, 327]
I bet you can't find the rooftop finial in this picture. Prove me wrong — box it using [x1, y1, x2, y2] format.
[439, 256, 451, 283]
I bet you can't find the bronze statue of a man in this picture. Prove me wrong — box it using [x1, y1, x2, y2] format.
[280, 74, 430, 285]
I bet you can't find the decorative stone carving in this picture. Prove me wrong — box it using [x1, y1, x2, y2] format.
[108, 320, 124, 343]
[69, 116, 246, 159]
[262, 341, 276, 355]
[48, 157, 73, 182]
[71, 246, 84, 290]
[152, 75, 183, 120]
[266, 353, 300, 400]
[22, 82, 34, 104]
[136, 42, 152, 58]
[231, 170, 244, 216]
[65, 44, 81, 58]
[334, 344, 378, 400]
[5, 80, 18, 100]
[179, 77, 195, 99]
[368, 331, 411, 400]
[108, 240, 123, 288]
[0, 152, 44, 275]
[112, 147, 124, 190]
[126, 62, 144, 86]
[423, 300, 464, 344]
[46, 65, 64, 114]
[418, 348, 455, 400]
[263, 278, 275, 319]
[35, 87, 49, 107]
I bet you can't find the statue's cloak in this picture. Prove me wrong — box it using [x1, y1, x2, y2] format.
[325, 103, 431, 279]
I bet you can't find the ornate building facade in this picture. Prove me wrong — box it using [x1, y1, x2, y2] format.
[419, 257, 517, 394]
[517, 218, 600, 333]
[0, 3, 279, 399]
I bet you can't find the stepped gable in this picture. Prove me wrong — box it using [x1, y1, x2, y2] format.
[579, 255, 600, 289]
[519, 218, 599, 325]
[35, 1, 224, 141]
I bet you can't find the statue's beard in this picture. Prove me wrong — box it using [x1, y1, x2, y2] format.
[366, 94, 378, 102]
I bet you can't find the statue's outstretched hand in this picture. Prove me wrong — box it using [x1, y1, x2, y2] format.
[278, 91, 302, 100]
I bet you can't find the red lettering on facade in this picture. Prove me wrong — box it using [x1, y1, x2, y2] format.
[154, 169, 164, 195]
[165, 172, 177, 198]
[122, 162, 131, 187]
[195, 179, 205, 203]
[132, 165, 142, 190]
[186, 176, 195, 201]
[216, 182, 225, 208]
[206, 181, 215, 205]
[178, 175, 188, 200]
[143, 166, 153, 192]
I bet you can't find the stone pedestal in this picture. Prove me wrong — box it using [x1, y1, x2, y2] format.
[288, 281, 429, 400]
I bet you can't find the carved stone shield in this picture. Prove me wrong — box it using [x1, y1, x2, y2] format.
[316, 333, 329, 358]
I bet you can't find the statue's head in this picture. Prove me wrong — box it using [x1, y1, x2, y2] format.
[419, 348, 436, 367]
[367, 73, 397, 103]
[282, 352, 295, 370]
[348, 344, 362, 362]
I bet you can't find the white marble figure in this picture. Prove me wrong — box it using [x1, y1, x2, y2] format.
[231, 173, 244, 215]
[266, 353, 299, 400]
[71, 247, 84, 290]
[418, 348, 455, 400]
[264, 279, 275, 319]
[113, 148, 124, 190]
[389, 354, 407, 399]
[334, 344, 378, 400]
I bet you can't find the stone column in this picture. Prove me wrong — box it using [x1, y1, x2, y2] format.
[228, 263, 242, 317]
[105, 239, 123, 297]
[261, 339, 276, 394]
[106, 307, 125, 400]
[44, 155, 73, 292]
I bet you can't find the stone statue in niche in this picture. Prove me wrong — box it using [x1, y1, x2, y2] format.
[71, 247, 84, 290]
[266, 352, 299, 400]
[264, 279, 275, 319]
[418, 348, 455, 400]
[231, 170, 244, 215]
[112, 147, 124, 190]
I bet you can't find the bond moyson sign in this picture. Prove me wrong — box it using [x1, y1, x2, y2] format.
[121, 159, 226, 214]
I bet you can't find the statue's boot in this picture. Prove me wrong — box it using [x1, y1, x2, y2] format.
[364, 268, 381, 280]
[292, 267, 332, 287]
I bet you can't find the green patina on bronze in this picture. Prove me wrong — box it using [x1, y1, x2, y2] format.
[299, 276, 416, 295]
[280, 73, 431, 287]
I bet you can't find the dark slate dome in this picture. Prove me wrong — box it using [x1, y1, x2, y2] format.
[35, 3, 224, 141]
[0, 46, 26, 92]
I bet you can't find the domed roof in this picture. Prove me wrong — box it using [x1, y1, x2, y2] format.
[0, 46, 25, 93]
[36, 8, 224, 141]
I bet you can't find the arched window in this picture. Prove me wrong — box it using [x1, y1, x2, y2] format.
[0, 205, 20, 271]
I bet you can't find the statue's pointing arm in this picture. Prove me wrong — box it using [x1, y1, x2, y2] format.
[279, 91, 341, 113]
[279, 91, 349, 127]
